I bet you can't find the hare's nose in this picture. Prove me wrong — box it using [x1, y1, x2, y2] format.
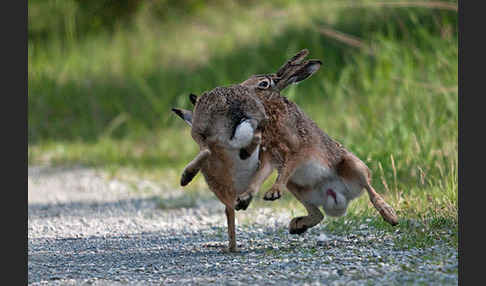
[326, 189, 337, 204]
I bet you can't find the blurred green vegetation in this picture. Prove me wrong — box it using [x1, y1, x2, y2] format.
[28, 0, 458, 240]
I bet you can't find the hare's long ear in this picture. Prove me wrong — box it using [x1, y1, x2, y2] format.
[276, 49, 310, 76]
[275, 59, 322, 91]
[273, 49, 322, 91]
[189, 93, 198, 106]
[286, 60, 322, 85]
[171, 108, 193, 126]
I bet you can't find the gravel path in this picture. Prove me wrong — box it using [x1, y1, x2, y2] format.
[28, 165, 458, 285]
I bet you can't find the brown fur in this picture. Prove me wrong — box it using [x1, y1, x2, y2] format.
[173, 50, 398, 251]
[239, 51, 398, 228]
[172, 85, 268, 252]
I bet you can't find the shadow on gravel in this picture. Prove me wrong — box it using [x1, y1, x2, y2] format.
[28, 227, 458, 285]
[28, 230, 289, 284]
[28, 165, 90, 178]
[28, 196, 164, 219]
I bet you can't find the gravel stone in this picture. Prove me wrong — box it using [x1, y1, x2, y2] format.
[29, 165, 458, 285]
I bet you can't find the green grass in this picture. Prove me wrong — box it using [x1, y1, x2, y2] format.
[28, 0, 458, 250]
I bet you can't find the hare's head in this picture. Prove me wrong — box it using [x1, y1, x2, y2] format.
[240, 49, 322, 95]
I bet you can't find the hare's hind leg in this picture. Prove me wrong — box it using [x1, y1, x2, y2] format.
[364, 184, 399, 226]
[224, 206, 237, 252]
[286, 182, 324, 235]
[338, 154, 399, 226]
[180, 149, 211, 186]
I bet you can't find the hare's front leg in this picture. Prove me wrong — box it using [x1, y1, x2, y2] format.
[239, 131, 261, 160]
[286, 182, 324, 234]
[263, 163, 293, 201]
[235, 152, 274, 211]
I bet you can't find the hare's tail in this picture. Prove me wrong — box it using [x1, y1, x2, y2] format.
[364, 185, 399, 226]
[228, 119, 256, 149]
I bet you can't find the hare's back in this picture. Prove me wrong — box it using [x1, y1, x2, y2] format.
[263, 94, 347, 165]
[193, 85, 266, 138]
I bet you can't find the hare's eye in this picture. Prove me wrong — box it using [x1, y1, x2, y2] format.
[258, 80, 269, 88]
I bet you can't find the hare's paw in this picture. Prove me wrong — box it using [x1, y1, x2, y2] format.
[235, 193, 253, 211]
[239, 148, 251, 160]
[180, 169, 198, 186]
[239, 133, 261, 160]
[263, 186, 282, 201]
[222, 246, 239, 253]
[380, 203, 399, 226]
[289, 217, 309, 235]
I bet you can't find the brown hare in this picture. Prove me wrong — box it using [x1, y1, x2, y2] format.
[172, 85, 268, 252]
[173, 49, 398, 250]
[236, 49, 399, 235]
